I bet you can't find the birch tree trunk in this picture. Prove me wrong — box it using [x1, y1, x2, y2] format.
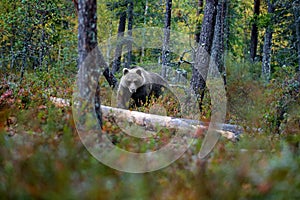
[261, 0, 275, 81]
[161, 0, 172, 78]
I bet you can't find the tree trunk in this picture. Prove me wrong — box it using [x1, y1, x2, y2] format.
[126, 0, 134, 68]
[78, 0, 97, 66]
[72, 0, 79, 14]
[195, 0, 204, 43]
[73, 0, 118, 90]
[224, 0, 230, 51]
[293, 0, 300, 71]
[112, 10, 127, 74]
[211, 0, 227, 86]
[191, 0, 218, 111]
[161, 0, 172, 78]
[140, 0, 148, 62]
[78, 0, 102, 126]
[261, 0, 275, 82]
[20, 28, 34, 81]
[20, 4, 35, 81]
[250, 0, 260, 61]
[38, 12, 46, 71]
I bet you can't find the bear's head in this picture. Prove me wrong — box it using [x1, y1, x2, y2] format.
[121, 68, 144, 93]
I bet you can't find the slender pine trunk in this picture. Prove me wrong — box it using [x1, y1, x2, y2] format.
[126, 0, 134, 68]
[293, 0, 300, 71]
[250, 0, 260, 61]
[112, 10, 127, 74]
[195, 0, 204, 43]
[140, 0, 148, 62]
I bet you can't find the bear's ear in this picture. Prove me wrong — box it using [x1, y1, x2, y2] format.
[123, 68, 129, 75]
[136, 69, 142, 76]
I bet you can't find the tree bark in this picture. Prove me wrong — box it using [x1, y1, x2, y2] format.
[161, 0, 172, 78]
[112, 10, 127, 74]
[20, 4, 36, 81]
[224, 0, 230, 51]
[78, 0, 103, 126]
[20, 27, 35, 81]
[191, 0, 218, 111]
[72, 0, 79, 14]
[250, 0, 260, 61]
[38, 12, 47, 70]
[293, 0, 300, 71]
[78, 0, 98, 66]
[140, 0, 148, 62]
[73, 0, 118, 90]
[103, 68, 118, 89]
[195, 0, 204, 43]
[211, 0, 227, 86]
[126, 0, 134, 68]
[261, 0, 275, 82]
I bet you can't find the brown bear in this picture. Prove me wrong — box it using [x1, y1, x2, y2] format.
[117, 66, 171, 109]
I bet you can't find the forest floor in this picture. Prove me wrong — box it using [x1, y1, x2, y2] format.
[0, 70, 300, 199]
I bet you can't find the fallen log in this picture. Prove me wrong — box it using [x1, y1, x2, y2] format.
[50, 97, 242, 141]
[101, 105, 241, 141]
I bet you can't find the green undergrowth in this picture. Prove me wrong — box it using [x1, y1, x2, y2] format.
[226, 57, 300, 135]
[0, 59, 300, 198]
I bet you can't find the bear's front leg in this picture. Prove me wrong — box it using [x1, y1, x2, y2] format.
[117, 86, 132, 109]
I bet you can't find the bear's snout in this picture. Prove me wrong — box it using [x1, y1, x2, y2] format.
[129, 88, 136, 93]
